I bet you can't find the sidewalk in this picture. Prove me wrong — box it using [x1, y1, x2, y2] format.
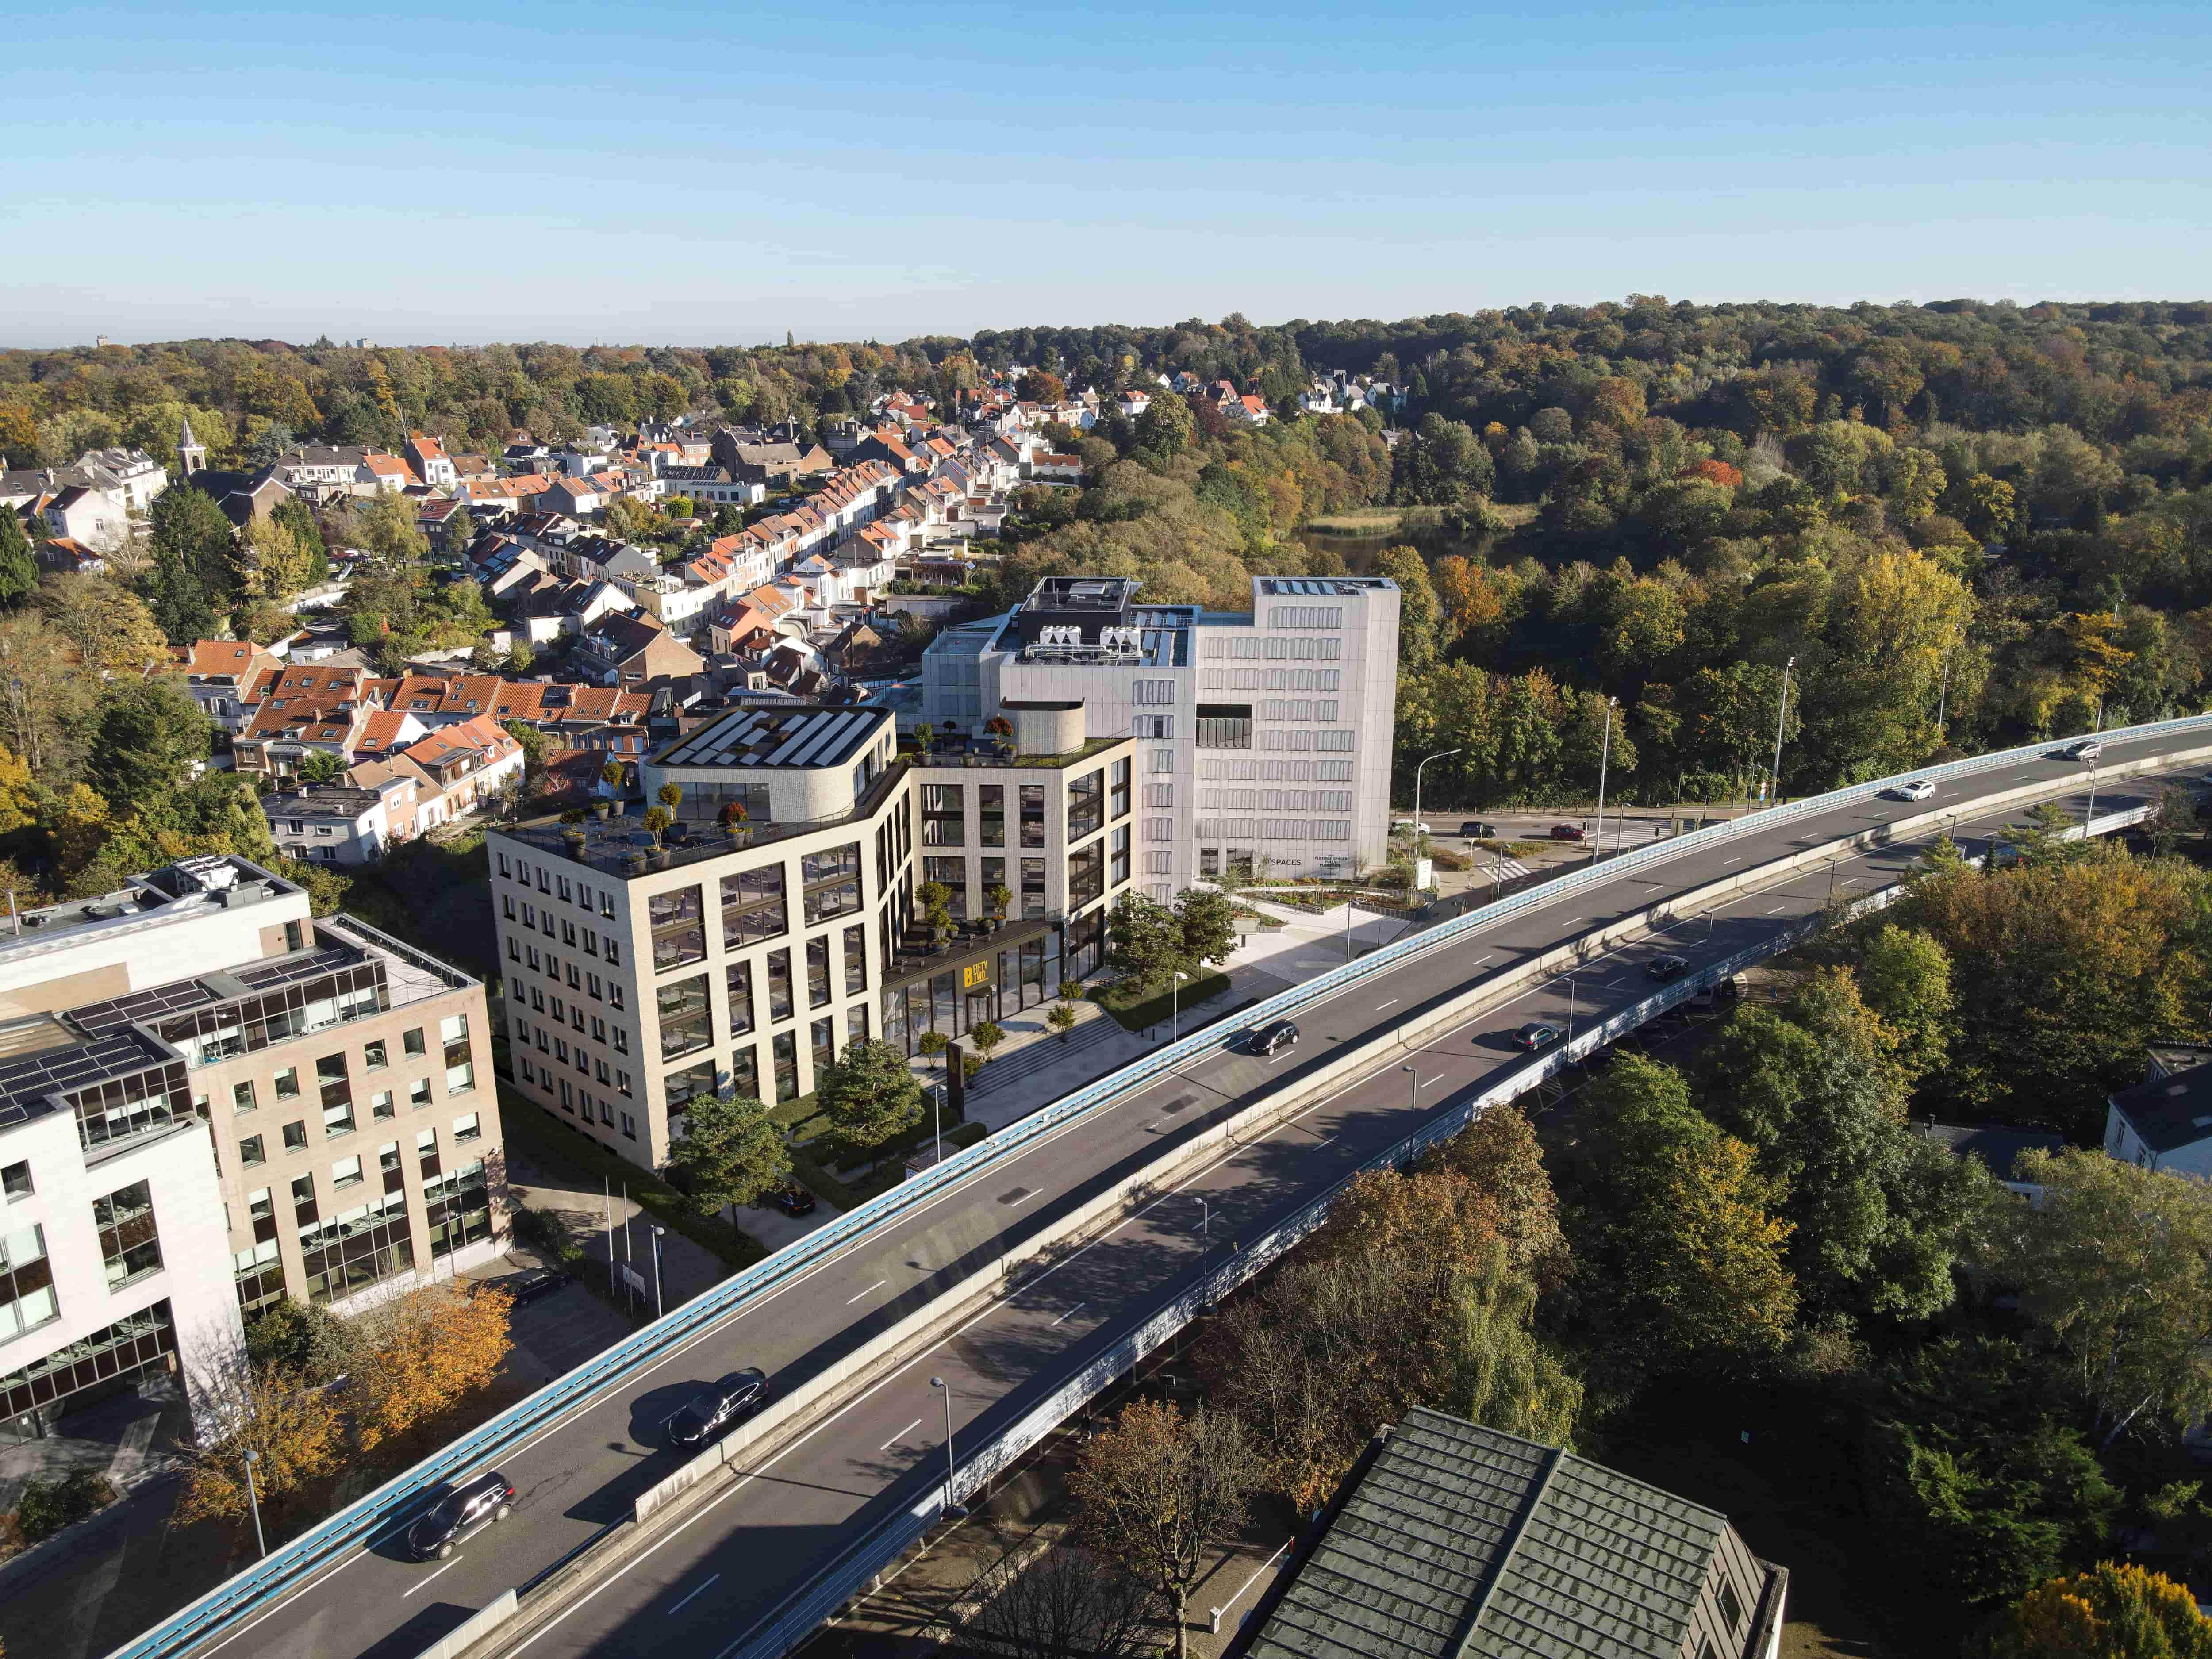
[503, 1134, 731, 1315]
[0, 1385, 184, 1515]
[956, 897, 1409, 1134]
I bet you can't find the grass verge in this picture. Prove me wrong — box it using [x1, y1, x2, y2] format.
[791, 1121, 988, 1209]
[1088, 970, 1232, 1032]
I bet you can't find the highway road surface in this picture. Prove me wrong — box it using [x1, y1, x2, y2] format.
[184, 741, 2195, 1659]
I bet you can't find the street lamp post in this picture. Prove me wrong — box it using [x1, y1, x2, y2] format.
[1593, 698, 1617, 864]
[1411, 749, 1462, 891]
[2084, 699, 2104, 826]
[243, 1448, 267, 1559]
[929, 1376, 964, 1519]
[1767, 656, 1796, 808]
[933, 1081, 943, 1164]
[1171, 970, 1189, 1043]
[1564, 975, 1577, 1044]
[1200, 1197, 1210, 1239]
[649, 1225, 665, 1320]
[1401, 1062, 1417, 1111]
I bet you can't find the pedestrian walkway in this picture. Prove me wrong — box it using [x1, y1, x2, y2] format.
[0, 1386, 184, 1515]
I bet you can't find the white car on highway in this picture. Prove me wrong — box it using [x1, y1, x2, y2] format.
[1886, 779, 1938, 802]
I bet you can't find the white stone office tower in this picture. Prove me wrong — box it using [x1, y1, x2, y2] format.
[923, 574, 1402, 894]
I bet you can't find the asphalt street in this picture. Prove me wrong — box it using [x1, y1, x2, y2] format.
[184, 739, 2198, 1659]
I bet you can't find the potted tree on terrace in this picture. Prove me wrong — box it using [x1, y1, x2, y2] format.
[719, 799, 752, 845]
[595, 762, 623, 819]
[642, 805, 673, 867]
[985, 883, 1013, 934]
[917, 1030, 949, 1071]
[983, 715, 1015, 759]
[918, 881, 956, 954]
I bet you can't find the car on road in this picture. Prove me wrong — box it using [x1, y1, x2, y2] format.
[1251, 1018, 1300, 1056]
[1512, 1022, 1563, 1052]
[772, 1184, 818, 1217]
[1645, 954, 1691, 981]
[1549, 824, 1587, 841]
[2066, 738, 2104, 762]
[1390, 819, 1432, 837]
[1459, 820, 1500, 839]
[483, 1267, 570, 1306]
[668, 1368, 769, 1450]
[406, 1470, 515, 1561]
[1886, 779, 1938, 802]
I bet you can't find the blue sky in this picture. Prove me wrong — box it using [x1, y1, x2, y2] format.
[2, 0, 2206, 346]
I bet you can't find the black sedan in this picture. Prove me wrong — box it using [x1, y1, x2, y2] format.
[668, 1368, 768, 1449]
[482, 1267, 570, 1306]
[1512, 1022, 1563, 1052]
[772, 1185, 818, 1217]
[1251, 1018, 1300, 1056]
[406, 1470, 514, 1561]
[1459, 820, 1499, 839]
[1645, 954, 1691, 982]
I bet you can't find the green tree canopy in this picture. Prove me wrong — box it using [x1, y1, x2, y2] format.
[814, 1037, 923, 1153]
[668, 1092, 791, 1214]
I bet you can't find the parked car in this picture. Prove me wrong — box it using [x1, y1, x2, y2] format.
[483, 1267, 570, 1306]
[1390, 819, 1432, 837]
[1986, 839, 2022, 869]
[2067, 738, 2104, 762]
[1645, 954, 1691, 981]
[1886, 779, 1938, 802]
[668, 1368, 769, 1450]
[1251, 1018, 1300, 1056]
[1549, 824, 1587, 842]
[772, 1185, 817, 1217]
[1512, 1022, 1563, 1052]
[406, 1470, 515, 1561]
[1459, 821, 1499, 839]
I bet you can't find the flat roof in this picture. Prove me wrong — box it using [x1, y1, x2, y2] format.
[1255, 576, 1395, 596]
[653, 704, 890, 771]
[0, 856, 299, 967]
[2111, 1062, 2212, 1154]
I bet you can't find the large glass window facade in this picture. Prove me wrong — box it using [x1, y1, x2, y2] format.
[1068, 771, 1104, 840]
[922, 785, 964, 847]
[1022, 856, 1047, 918]
[657, 974, 713, 1060]
[772, 1032, 798, 1102]
[0, 1302, 174, 1423]
[979, 786, 1005, 847]
[843, 923, 868, 995]
[801, 842, 864, 925]
[924, 856, 968, 920]
[766, 949, 794, 1022]
[0, 1222, 58, 1339]
[649, 886, 707, 971]
[810, 1015, 836, 1080]
[1020, 784, 1046, 847]
[806, 937, 833, 1008]
[1110, 824, 1130, 887]
[664, 1058, 716, 1110]
[299, 1190, 412, 1303]
[1069, 840, 1105, 908]
[1110, 757, 1130, 819]
[726, 961, 754, 1036]
[721, 868, 788, 948]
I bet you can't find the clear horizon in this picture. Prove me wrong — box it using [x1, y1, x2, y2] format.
[4, 0, 2207, 349]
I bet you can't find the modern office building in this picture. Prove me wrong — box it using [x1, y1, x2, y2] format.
[486, 700, 1139, 1170]
[0, 856, 502, 1440]
[922, 574, 1401, 894]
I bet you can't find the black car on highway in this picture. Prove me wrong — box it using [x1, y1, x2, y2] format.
[668, 1368, 768, 1450]
[1459, 820, 1499, 839]
[1645, 954, 1691, 982]
[406, 1469, 515, 1561]
[1512, 1022, 1562, 1052]
[1251, 1018, 1300, 1056]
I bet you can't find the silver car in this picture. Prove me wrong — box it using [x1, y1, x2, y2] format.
[1888, 779, 1937, 802]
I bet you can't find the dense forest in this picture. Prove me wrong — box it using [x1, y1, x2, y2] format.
[5, 298, 2212, 809]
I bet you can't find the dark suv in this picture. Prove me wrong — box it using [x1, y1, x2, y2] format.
[668, 1368, 769, 1449]
[1645, 954, 1691, 982]
[1252, 1018, 1300, 1056]
[1459, 821, 1499, 839]
[406, 1470, 515, 1561]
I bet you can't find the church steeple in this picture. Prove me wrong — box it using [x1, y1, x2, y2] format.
[177, 415, 206, 478]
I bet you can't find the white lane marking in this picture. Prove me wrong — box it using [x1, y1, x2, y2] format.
[1471, 955, 1493, 967]
[845, 1280, 887, 1305]
[1604, 978, 1622, 988]
[1375, 999, 1398, 1010]
[880, 1417, 923, 1452]
[1723, 856, 1742, 866]
[401, 1560, 461, 1598]
[1422, 1075, 1445, 1088]
[1767, 905, 1789, 914]
[668, 1573, 722, 1616]
[1050, 1303, 1086, 1328]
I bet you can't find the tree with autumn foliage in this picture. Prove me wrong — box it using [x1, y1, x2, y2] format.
[1984, 1563, 2212, 1659]
[175, 1346, 347, 1527]
[1071, 1400, 1263, 1659]
[346, 1281, 514, 1451]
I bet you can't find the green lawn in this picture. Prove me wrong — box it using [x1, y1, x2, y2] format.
[1089, 970, 1232, 1032]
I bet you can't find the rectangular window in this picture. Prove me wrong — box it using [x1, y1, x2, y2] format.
[1110, 757, 1130, 819]
[730, 1044, 760, 1101]
[657, 973, 713, 1060]
[843, 923, 868, 996]
[0, 1223, 58, 1338]
[846, 1003, 869, 1046]
[924, 856, 968, 920]
[1195, 706, 1252, 749]
[410, 1077, 433, 1109]
[801, 841, 863, 925]
[1, 1162, 28, 1202]
[1019, 783, 1046, 847]
[404, 1028, 426, 1058]
[1022, 856, 1046, 919]
[1069, 840, 1104, 908]
[978, 785, 1005, 847]
[772, 1031, 799, 1103]
[240, 1134, 265, 1166]
[282, 1119, 308, 1152]
[807, 936, 832, 1008]
[93, 1181, 162, 1289]
[648, 885, 707, 971]
[363, 1038, 388, 1071]
[452, 1112, 481, 1144]
[330, 1155, 363, 1190]
[726, 960, 754, 1036]
[1068, 770, 1104, 840]
[923, 783, 965, 846]
[371, 1089, 395, 1121]
[1110, 824, 1130, 886]
[767, 948, 794, 1022]
[233, 1080, 257, 1114]
[811, 1014, 835, 1079]
[720, 867, 787, 948]
[273, 1066, 300, 1101]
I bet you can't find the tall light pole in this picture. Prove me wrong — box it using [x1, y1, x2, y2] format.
[1171, 970, 1189, 1043]
[2083, 698, 2104, 826]
[1401, 1062, 1417, 1111]
[1412, 749, 1461, 889]
[650, 1224, 666, 1320]
[1935, 638, 1956, 738]
[929, 1376, 964, 1519]
[1564, 975, 1577, 1044]
[1593, 698, 1617, 863]
[932, 1079, 944, 1164]
[243, 1448, 267, 1559]
[1767, 656, 1796, 808]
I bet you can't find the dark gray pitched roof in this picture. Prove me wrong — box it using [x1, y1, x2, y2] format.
[1918, 1121, 2067, 1179]
[2109, 1061, 2212, 1154]
[1246, 1410, 1731, 1659]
